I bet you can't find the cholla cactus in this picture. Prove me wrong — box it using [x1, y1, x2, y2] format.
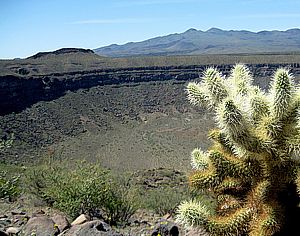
[177, 64, 300, 236]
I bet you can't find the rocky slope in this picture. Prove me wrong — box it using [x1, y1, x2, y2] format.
[0, 63, 300, 170]
[1, 63, 300, 115]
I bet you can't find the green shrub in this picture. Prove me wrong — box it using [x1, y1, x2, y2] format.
[101, 175, 139, 226]
[26, 158, 138, 225]
[0, 171, 20, 201]
[142, 186, 188, 215]
[0, 133, 19, 201]
[27, 160, 109, 218]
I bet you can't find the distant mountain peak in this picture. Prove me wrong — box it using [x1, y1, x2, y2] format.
[184, 28, 198, 33]
[94, 28, 300, 57]
[286, 28, 300, 33]
[206, 27, 223, 33]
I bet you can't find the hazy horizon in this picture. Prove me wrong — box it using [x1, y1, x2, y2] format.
[1, 0, 300, 59]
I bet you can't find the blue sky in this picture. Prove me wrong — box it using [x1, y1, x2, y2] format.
[1, 0, 300, 59]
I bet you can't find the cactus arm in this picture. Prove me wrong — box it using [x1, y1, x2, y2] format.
[228, 63, 254, 97]
[177, 200, 253, 236]
[295, 90, 300, 129]
[217, 99, 260, 152]
[189, 167, 222, 189]
[249, 89, 270, 122]
[269, 68, 295, 121]
[215, 177, 244, 193]
[209, 150, 261, 180]
[206, 207, 253, 236]
[186, 67, 229, 109]
[190, 148, 210, 170]
[186, 82, 209, 107]
[176, 199, 212, 227]
[202, 67, 228, 107]
[208, 129, 235, 152]
[249, 203, 283, 236]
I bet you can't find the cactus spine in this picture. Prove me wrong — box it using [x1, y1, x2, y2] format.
[177, 64, 300, 236]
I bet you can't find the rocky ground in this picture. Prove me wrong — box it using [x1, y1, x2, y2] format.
[0, 168, 210, 235]
[0, 78, 215, 235]
[0, 80, 213, 172]
[0, 208, 209, 236]
[1, 67, 299, 172]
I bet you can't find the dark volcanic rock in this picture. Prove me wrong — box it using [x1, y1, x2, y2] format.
[0, 63, 300, 164]
[151, 220, 179, 236]
[17, 68, 30, 75]
[0, 77, 196, 163]
[1, 63, 300, 115]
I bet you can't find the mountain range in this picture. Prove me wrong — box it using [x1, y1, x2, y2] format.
[94, 28, 300, 57]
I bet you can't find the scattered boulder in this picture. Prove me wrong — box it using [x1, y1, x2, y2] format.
[71, 214, 89, 226]
[22, 216, 59, 236]
[151, 220, 179, 236]
[5, 227, 21, 235]
[59, 220, 122, 236]
[51, 214, 70, 232]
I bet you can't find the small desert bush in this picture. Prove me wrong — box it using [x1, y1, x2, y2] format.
[0, 134, 19, 201]
[26, 158, 138, 225]
[27, 160, 109, 218]
[0, 170, 20, 201]
[141, 186, 188, 215]
[0, 162, 24, 201]
[101, 175, 139, 225]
